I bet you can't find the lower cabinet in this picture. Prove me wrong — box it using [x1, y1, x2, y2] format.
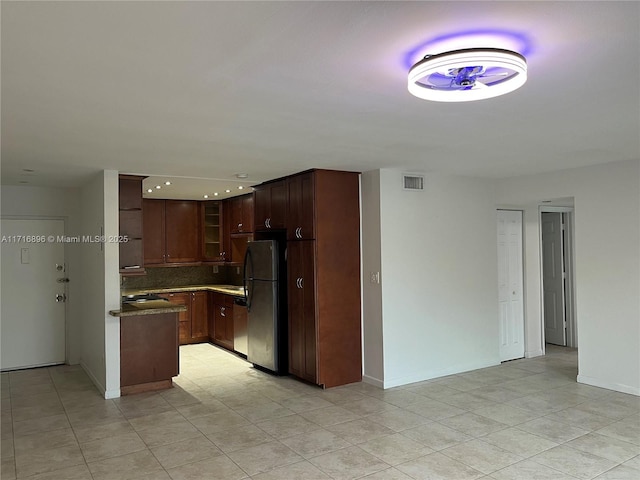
[120, 312, 179, 395]
[210, 292, 234, 351]
[287, 241, 317, 383]
[161, 291, 208, 345]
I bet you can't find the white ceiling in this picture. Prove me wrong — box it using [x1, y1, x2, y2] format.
[2, 1, 639, 200]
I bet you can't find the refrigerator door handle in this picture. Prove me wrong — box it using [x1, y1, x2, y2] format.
[243, 247, 254, 312]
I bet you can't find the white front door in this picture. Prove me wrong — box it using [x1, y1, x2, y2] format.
[497, 210, 525, 361]
[1, 218, 67, 370]
[542, 212, 566, 346]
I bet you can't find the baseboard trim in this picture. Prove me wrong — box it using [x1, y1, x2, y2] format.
[81, 361, 120, 399]
[577, 374, 639, 396]
[525, 349, 543, 358]
[383, 358, 499, 389]
[362, 374, 384, 389]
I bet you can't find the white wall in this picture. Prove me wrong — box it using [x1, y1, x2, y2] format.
[0, 185, 83, 365]
[496, 160, 640, 395]
[361, 170, 384, 386]
[78, 170, 121, 398]
[364, 169, 500, 388]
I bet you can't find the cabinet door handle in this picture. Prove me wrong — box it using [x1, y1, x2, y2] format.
[300, 277, 304, 288]
[296, 278, 300, 288]
[220, 306, 225, 317]
[238, 223, 242, 230]
[296, 227, 302, 239]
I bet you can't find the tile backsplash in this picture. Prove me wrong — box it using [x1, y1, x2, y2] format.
[122, 265, 236, 290]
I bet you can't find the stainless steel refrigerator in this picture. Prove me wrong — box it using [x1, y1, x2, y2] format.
[243, 239, 287, 374]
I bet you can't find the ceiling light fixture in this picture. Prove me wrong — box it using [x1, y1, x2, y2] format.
[164, 181, 171, 185]
[155, 185, 161, 189]
[408, 48, 527, 102]
[147, 189, 153, 193]
[238, 186, 244, 190]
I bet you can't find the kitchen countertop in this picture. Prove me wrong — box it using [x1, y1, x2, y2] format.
[121, 284, 246, 297]
[109, 299, 188, 317]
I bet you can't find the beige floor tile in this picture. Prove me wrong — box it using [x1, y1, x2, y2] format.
[399, 424, 465, 456]
[395, 451, 484, 480]
[326, 418, 396, 445]
[359, 433, 433, 466]
[517, 416, 590, 443]
[596, 419, 640, 446]
[622, 455, 640, 470]
[205, 424, 273, 453]
[255, 413, 320, 439]
[466, 384, 526, 403]
[532, 445, 618, 479]
[67, 402, 125, 428]
[594, 464, 640, 480]
[79, 431, 147, 462]
[439, 391, 499, 411]
[166, 454, 248, 480]
[174, 398, 229, 419]
[136, 420, 202, 448]
[73, 419, 135, 443]
[473, 403, 542, 426]
[280, 428, 352, 458]
[439, 412, 509, 437]
[482, 427, 558, 457]
[87, 449, 165, 480]
[544, 406, 616, 431]
[150, 433, 222, 469]
[189, 409, 251, 434]
[299, 404, 360, 426]
[309, 445, 390, 480]
[1, 456, 16, 480]
[19, 463, 93, 480]
[233, 400, 294, 422]
[405, 383, 462, 401]
[128, 410, 186, 431]
[15, 443, 85, 478]
[489, 458, 580, 479]
[359, 467, 415, 479]
[366, 407, 432, 432]
[279, 394, 334, 413]
[364, 389, 427, 408]
[9, 381, 57, 398]
[342, 396, 397, 416]
[440, 438, 523, 474]
[565, 432, 640, 463]
[13, 427, 78, 454]
[11, 400, 65, 422]
[404, 398, 467, 420]
[12, 412, 70, 437]
[226, 440, 303, 476]
[250, 460, 332, 479]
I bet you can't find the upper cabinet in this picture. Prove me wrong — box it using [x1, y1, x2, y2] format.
[254, 180, 286, 230]
[143, 199, 200, 265]
[286, 172, 315, 240]
[229, 193, 254, 234]
[201, 201, 225, 263]
[119, 175, 146, 275]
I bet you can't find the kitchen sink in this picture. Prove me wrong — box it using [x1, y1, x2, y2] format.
[122, 293, 166, 303]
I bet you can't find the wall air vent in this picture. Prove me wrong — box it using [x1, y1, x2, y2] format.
[402, 174, 425, 191]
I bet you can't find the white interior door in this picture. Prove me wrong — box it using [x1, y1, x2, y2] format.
[542, 212, 566, 346]
[497, 210, 525, 361]
[1, 218, 67, 370]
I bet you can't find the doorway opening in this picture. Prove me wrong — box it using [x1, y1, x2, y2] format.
[540, 206, 577, 350]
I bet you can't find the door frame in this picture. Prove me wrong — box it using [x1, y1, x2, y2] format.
[1, 215, 70, 367]
[538, 206, 576, 352]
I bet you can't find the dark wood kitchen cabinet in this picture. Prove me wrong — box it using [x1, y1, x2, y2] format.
[120, 312, 179, 395]
[287, 240, 317, 383]
[254, 179, 286, 230]
[287, 171, 315, 241]
[143, 199, 200, 265]
[287, 169, 361, 388]
[118, 175, 146, 275]
[161, 291, 208, 345]
[210, 293, 234, 351]
[201, 201, 225, 262]
[229, 193, 254, 234]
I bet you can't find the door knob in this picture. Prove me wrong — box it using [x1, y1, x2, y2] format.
[55, 294, 67, 303]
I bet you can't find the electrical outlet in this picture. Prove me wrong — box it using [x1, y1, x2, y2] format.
[370, 271, 380, 284]
[213, 265, 219, 273]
